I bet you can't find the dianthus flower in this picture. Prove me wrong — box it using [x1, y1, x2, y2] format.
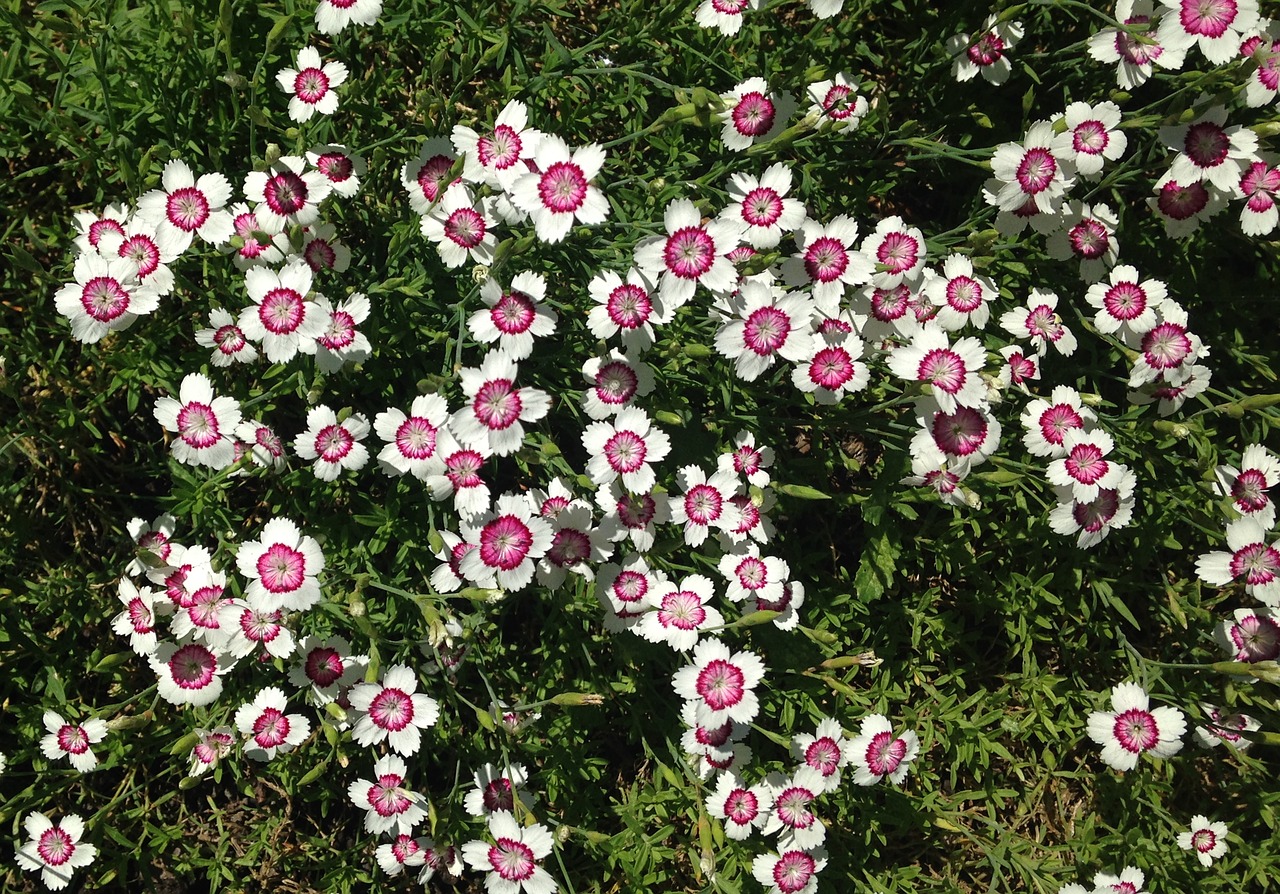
[1194, 704, 1260, 749]
[235, 687, 310, 761]
[1049, 466, 1137, 549]
[153, 373, 242, 469]
[234, 419, 287, 471]
[1196, 515, 1280, 605]
[537, 501, 615, 590]
[1047, 429, 1126, 503]
[1149, 170, 1227, 237]
[349, 664, 440, 756]
[791, 717, 851, 793]
[724, 164, 806, 249]
[459, 492, 553, 591]
[452, 351, 551, 456]
[401, 138, 459, 213]
[187, 726, 234, 777]
[95, 215, 182, 297]
[1216, 606, 1280, 661]
[752, 845, 828, 894]
[55, 251, 161, 344]
[420, 183, 497, 268]
[583, 407, 671, 494]
[761, 766, 828, 849]
[694, 0, 757, 35]
[862, 215, 927, 290]
[151, 640, 234, 707]
[1046, 201, 1119, 283]
[195, 307, 258, 367]
[948, 14, 1024, 85]
[987, 121, 1075, 215]
[638, 573, 724, 652]
[374, 394, 450, 479]
[1019, 386, 1095, 459]
[72, 202, 129, 255]
[293, 405, 370, 480]
[887, 325, 987, 413]
[306, 143, 365, 197]
[314, 0, 381, 33]
[1093, 866, 1148, 893]
[304, 292, 371, 373]
[850, 714, 919, 785]
[237, 517, 325, 612]
[1214, 443, 1280, 522]
[113, 577, 163, 656]
[706, 771, 769, 840]
[1087, 681, 1185, 771]
[237, 259, 325, 363]
[468, 272, 557, 361]
[16, 812, 97, 891]
[807, 72, 868, 133]
[634, 198, 743, 308]
[1088, 0, 1187, 89]
[452, 99, 543, 191]
[672, 637, 765, 727]
[461, 811, 558, 894]
[1237, 158, 1280, 235]
[40, 711, 107, 773]
[716, 282, 816, 382]
[224, 202, 287, 271]
[289, 635, 367, 705]
[596, 482, 670, 552]
[1084, 265, 1165, 340]
[277, 46, 347, 122]
[425, 430, 493, 518]
[463, 763, 533, 817]
[1159, 105, 1259, 193]
[671, 464, 742, 547]
[781, 215, 872, 313]
[1126, 300, 1206, 387]
[135, 159, 234, 251]
[923, 254, 996, 331]
[586, 268, 667, 352]
[508, 134, 609, 243]
[718, 77, 794, 151]
[1058, 101, 1128, 178]
[349, 754, 428, 835]
[909, 398, 1002, 471]
[1178, 815, 1229, 867]
[243, 155, 333, 232]
[296, 223, 351, 274]
[125, 512, 176, 576]
[581, 349, 655, 420]
[1157, 0, 1259, 64]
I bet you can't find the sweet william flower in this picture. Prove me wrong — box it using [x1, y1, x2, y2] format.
[245, 155, 334, 231]
[761, 766, 828, 849]
[187, 726, 234, 777]
[306, 143, 365, 197]
[987, 121, 1075, 214]
[468, 272, 557, 361]
[54, 251, 160, 344]
[887, 325, 987, 414]
[16, 812, 97, 891]
[634, 198, 743, 309]
[237, 259, 325, 363]
[196, 307, 258, 367]
[1195, 515, 1280, 605]
[289, 635, 367, 705]
[672, 637, 765, 727]
[948, 14, 1024, 85]
[752, 845, 828, 894]
[583, 407, 670, 494]
[581, 349, 655, 420]
[1158, 105, 1259, 193]
[420, 182, 498, 268]
[277, 46, 347, 122]
[374, 394, 449, 479]
[706, 772, 768, 840]
[402, 138, 459, 213]
[637, 573, 723, 652]
[694, 0, 757, 37]
[1213, 443, 1280, 522]
[1019, 385, 1095, 459]
[459, 492, 553, 591]
[236, 517, 325, 612]
[1093, 866, 1148, 894]
[348, 754, 428, 835]
[234, 686, 310, 761]
[135, 159, 234, 252]
[451, 351, 551, 457]
[713, 281, 815, 382]
[304, 292, 371, 373]
[1157, 0, 1260, 65]
[1215, 607, 1280, 661]
[1086, 681, 1185, 771]
[112, 577, 164, 656]
[1058, 100, 1128, 178]
[780, 215, 872, 313]
[1048, 467, 1137, 549]
[791, 717, 850, 793]
[150, 640, 234, 707]
[717, 77, 795, 151]
[807, 72, 869, 133]
[724, 164, 806, 250]
[452, 99, 543, 191]
[463, 763, 533, 817]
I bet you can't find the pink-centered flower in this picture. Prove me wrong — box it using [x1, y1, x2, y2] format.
[1058, 100, 1128, 178]
[237, 516, 325, 612]
[1158, 0, 1260, 65]
[1049, 467, 1138, 549]
[887, 325, 987, 413]
[634, 198, 744, 309]
[234, 420, 287, 472]
[469, 271, 557, 361]
[375, 394, 450, 479]
[54, 251, 161, 344]
[288, 635, 367, 705]
[300, 290, 370, 373]
[781, 215, 873, 313]
[948, 14, 1024, 85]
[306, 143, 366, 197]
[1000, 287, 1077, 357]
[237, 259, 325, 363]
[586, 268, 668, 352]
[314, 0, 382, 34]
[1045, 201, 1119, 283]
[672, 636, 766, 727]
[508, 134, 609, 243]
[718, 77, 795, 151]
[135, 159, 234, 252]
[1215, 606, 1280, 661]
[459, 492, 554, 591]
[1084, 265, 1166, 339]
[752, 845, 828, 894]
[1088, 0, 1188, 89]
[234, 686, 310, 761]
[224, 202, 287, 271]
[1194, 703, 1260, 750]
[276, 46, 347, 122]
[1213, 443, 1280, 523]
[1019, 385, 1096, 459]
[1149, 169, 1227, 237]
[1047, 429, 1126, 502]
[725, 164, 807, 249]
[401, 138, 459, 214]
[850, 713, 919, 785]
[452, 351, 551, 456]
[425, 429, 493, 519]
[1086, 681, 1185, 771]
[1196, 515, 1280, 605]
[581, 349, 656, 420]
[706, 771, 769, 840]
[349, 664, 440, 756]
[1178, 815, 1230, 866]
[95, 215, 182, 297]
[1159, 104, 1259, 193]
[923, 254, 996, 331]
[153, 372, 242, 469]
[791, 717, 851, 793]
[987, 121, 1075, 214]
[583, 407, 671, 494]
[910, 397, 1002, 472]
[671, 464, 743, 547]
[453, 99, 543, 191]
[348, 753, 428, 835]
[420, 182, 498, 268]
[187, 726, 234, 777]
[243, 155, 333, 232]
[293, 405, 370, 481]
[715, 280, 815, 381]
[195, 307, 259, 367]
[761, 766, 828, 849]
[638, 573, 724, 652]
[112, 576, 165, 656]
[1127, 300, 1206, 387]
[39, 711, 108, 774]
[1237, 159, 1280, 235]
[694, 0, 757, 35]
[806, 72, 869, 134]
[150, 639, 234, 707]
[460, 811, 558, 894]
[16, 812, 97, 892]
[463, 762, 533, 818]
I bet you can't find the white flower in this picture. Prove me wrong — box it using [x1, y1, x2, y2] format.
[153, 373, 242, 469]
[293, 405, 370, 480]
[1086, 681, 1185, 771]
[235, 687, 310, 761]
[39, 711, 108, 773]
[461, 811, 558, 894]
[349, 664, 440, 756]
[276, 46, 348, 122]
[849, 714, 918, 785]
[16, 812, 97, 891]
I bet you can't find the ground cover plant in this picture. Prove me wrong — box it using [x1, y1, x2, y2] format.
[2, 0, 1280, 891]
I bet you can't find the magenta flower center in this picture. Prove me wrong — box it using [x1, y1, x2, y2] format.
[684, 483, 723, 525]
[1073, 120, 1110, 155]
[169, 643, 217, 689]
[806, 737, 843, 775]
[215, 324, 247, 354]
[866, 730, 907, 776]
[1232, 615, 1280, 660]
[316, 424, 355, 462]
[166, 186, 210, 231]
[416, 155, 454, 204]
[876, 231, 920, 273]
[370, 775, 412, 816]
[318, 310, 356, 350]
[967, 31, 1005, 65]
[1072, 488, 1122, 532]
[1116, 15, 1162, 64]
[611, 569, 649, 605]
[731, 92, 776, 137]
[1178, 0, 1238, 38]
[264, 171, 309, 216]
[1065, 443, 1109, 484]
[659, 589, 707, 630]
[37, 826, 75, 867]
[488, 838, 536, 881]
[253, 707, 290, 748]
[479, 514, 534, 570]
[871, 284, 909, 320]
[177, 402, 221, 448]
[932, 406, 988, 457]
[537, 161, 589, 213]
[606, 283, 652, 328]
[618, 493, 657, 527]
[604, 429, 648, 473]
[370, 687, 415, 731]
[316, 152, 353, 181]
[306, 647, 345, 687]
[1191, 827, 1217, 853]
[56, 724, 90, 755]
[821, 84, 854, 119]
[492, 290, 536, 335]
[735, 556, 767, 590]
[696, 658, 746, 709]
[444, 207, 486, 248]
[725, 788, 759, 824]
[741, 187, 783, 227]
[594, 360, 640, 404]
[479, 124, 523, 169]
[1184, 121, 1230, 168]
[1232, 469, 1270, 512]
[88, 218, 125, 246]
[294, 67, 330, 104]
[482, 778, 515, 812]
[396, 417, 438, 460]
[774, 785, 816, 828]
[547, 528, 591, 566]
[743, 306, 791, 356]
[945, 275, 983, 312]
[1102, 282, 1146, 321]
[304, 238, 338, 271]
[120, 234, 161, 277]
[1068, 218, 1109, 259]
[473, 379, 523, 430]
[772, 850, 816, 894]
[1112, 707, 1159, 753]
[803, 235, 849, 283]
[809, 347, 855, 389]
[917, 348, 966, 394]
[664, 227, 716, 279]
[1140, 322, 1192, 368]
[81, 276, 130, 322]
[1157, 180, 1209, 220]
[445, 450, 485, 488]
[1229, 542, 1280, 584]
[259, 287, 305, 335]
[257, 542, 307, 593]
[1016, 148, 1058, 194]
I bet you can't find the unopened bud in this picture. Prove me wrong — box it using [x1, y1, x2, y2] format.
[472, 265, 490, 285]
[108, 711, 151, 732]
[550, 692, 604, 707]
